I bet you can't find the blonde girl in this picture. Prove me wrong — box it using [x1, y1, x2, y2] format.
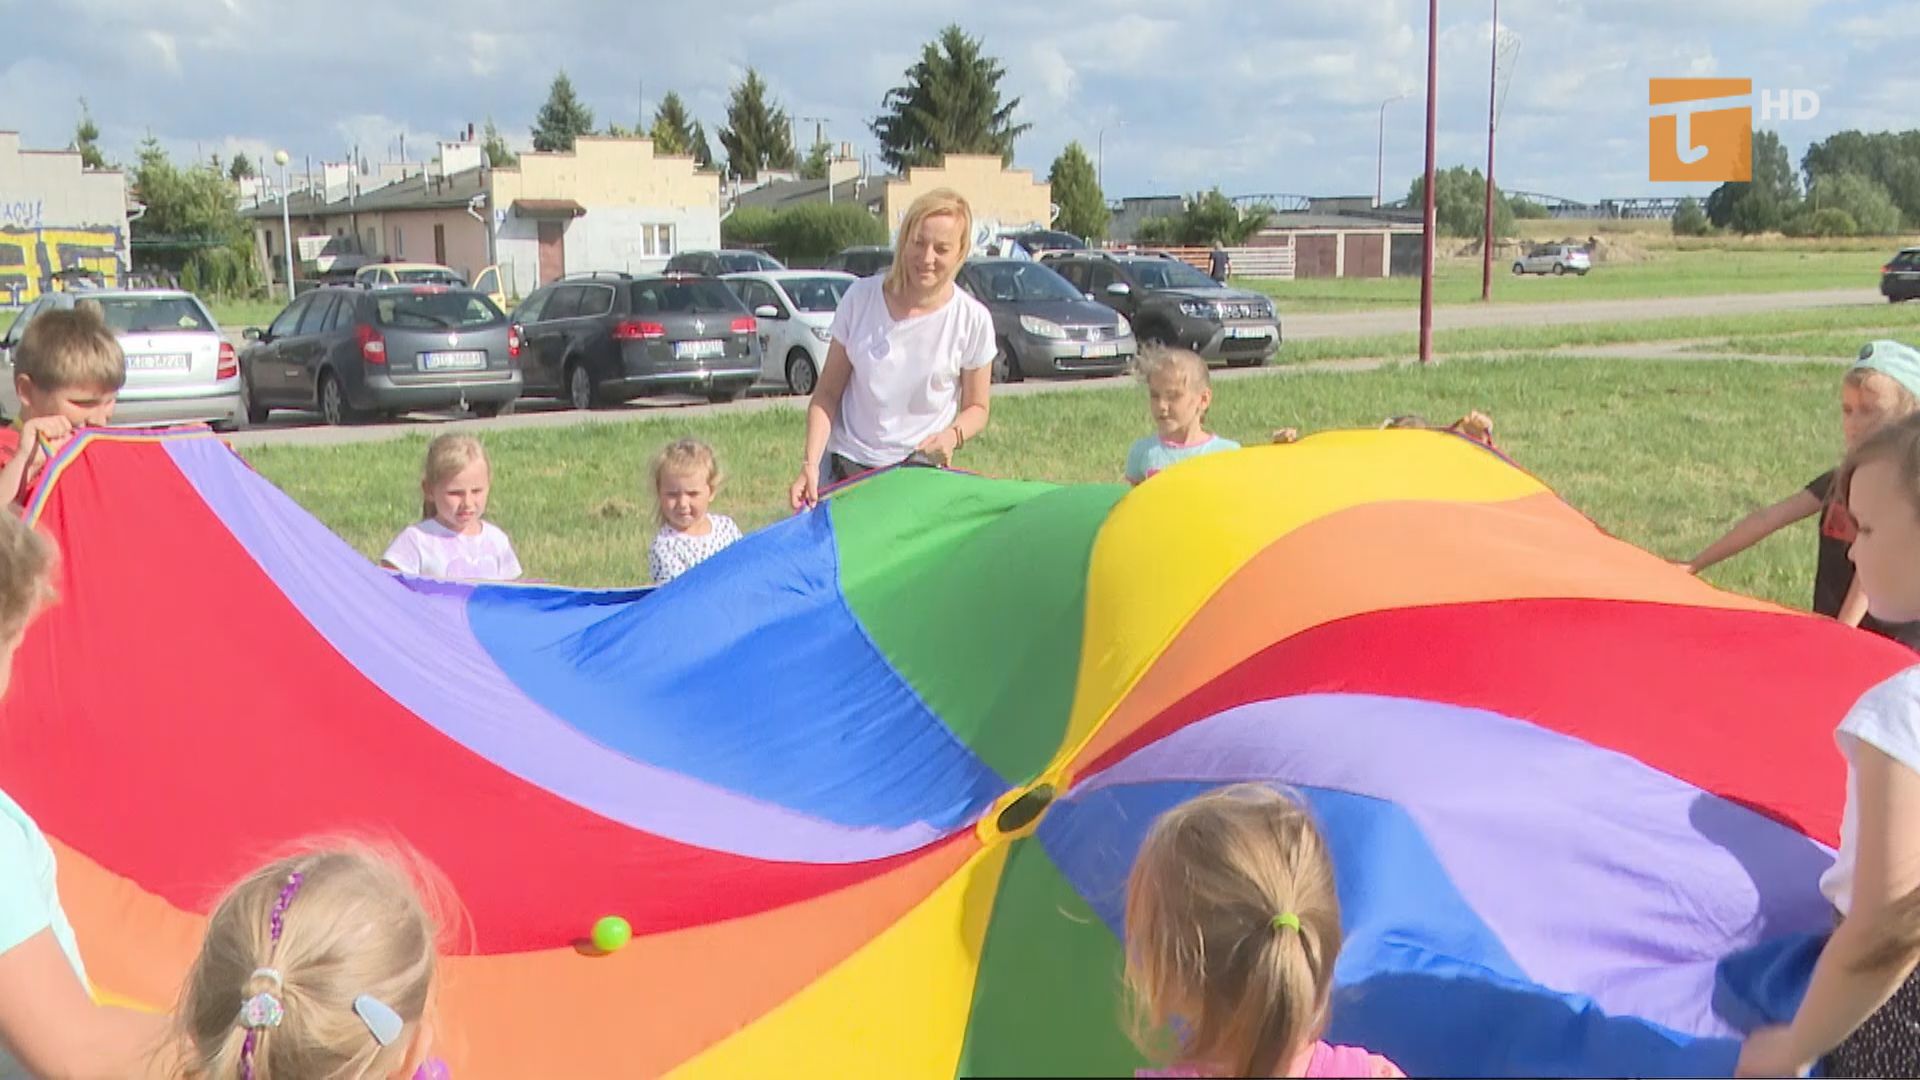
[381, 434, 522, 582]
[1125, 784, 1403, 1078]
[647, 437, 741, 585]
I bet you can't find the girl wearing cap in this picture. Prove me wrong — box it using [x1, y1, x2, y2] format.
[1682, 340, 1920, 650]
[788, 188, 996, 510]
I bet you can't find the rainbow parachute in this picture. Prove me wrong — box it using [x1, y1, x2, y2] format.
[2, 429, 1907, 1077]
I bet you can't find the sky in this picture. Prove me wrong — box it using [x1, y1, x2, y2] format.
[1, 0, 1914, 206]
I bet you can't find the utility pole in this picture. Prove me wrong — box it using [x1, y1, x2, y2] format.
[1418, 0, 1439, 364]
[1480, 0, 1500, 302]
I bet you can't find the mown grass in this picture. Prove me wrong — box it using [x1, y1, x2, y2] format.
[245, 355, 1842, 604]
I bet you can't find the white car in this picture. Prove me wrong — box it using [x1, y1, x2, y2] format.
[1512, 244, 1592, 276]
[721, 271, 856, 395]
[0, 289, 244, 430]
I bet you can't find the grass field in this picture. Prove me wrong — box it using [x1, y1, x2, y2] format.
[1243, 250, 1887, 313]
[244, 355, 1842, 605]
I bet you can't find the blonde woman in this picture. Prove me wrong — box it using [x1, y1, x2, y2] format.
[789, 188, 996, 509]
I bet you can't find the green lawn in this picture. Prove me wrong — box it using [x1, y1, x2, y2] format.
[1687, 325, 1920, 359]
[1284, 299, 1920, 364]
[244, 355, 1841, 606]
[1244, 250, 1885, 313]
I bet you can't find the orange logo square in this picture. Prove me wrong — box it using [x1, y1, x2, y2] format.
[1649, 78, 1752, 182]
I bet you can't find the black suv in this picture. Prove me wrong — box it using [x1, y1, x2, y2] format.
[1042, 251, 1280, 367]
[509, 272, 763, 407]
[822, 246, 894, 277]
[664, 250, 785, 276]
[1883, 247, 1920, 303]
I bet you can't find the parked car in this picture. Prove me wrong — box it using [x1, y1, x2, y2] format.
[239, 286, 521, 426]
[1882, 247, 1920, 303]
[509, 272, 762, 408]
[1512, 244, 1591, 276]
[1040, 251, 1280, 367]
[664, 250, 786, 276]
[1001, 228, 1088, 255]
[956, 258, 1134, 382]
[356, 262, 506, 312]
[0, 289, 244, 430]
[821, 246, 895, 277]
[722, 270, 855, 395]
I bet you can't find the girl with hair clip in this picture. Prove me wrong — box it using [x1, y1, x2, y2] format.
[1739, 412, 1920, 1077]
[173, 844, 450, 1080]
[1125, 784, 1403, 1079]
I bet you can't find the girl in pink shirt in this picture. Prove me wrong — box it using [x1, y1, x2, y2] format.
[1125, 784, 1404, 1079]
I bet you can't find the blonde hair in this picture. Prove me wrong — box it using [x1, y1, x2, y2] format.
[0, 513, 55, 643]
[174, 843, 445, 1080]
[883, 188, 973, 295]
[1135, 345, 1212, 394]
[15, 306, 126, 394]
[1845, 366, 1920, 419]
[650, 437, 723, 526]
[1124, 784, 1342, 1079]
[419, 434, 489, 521]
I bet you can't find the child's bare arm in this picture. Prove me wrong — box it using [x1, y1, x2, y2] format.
[0, 929, 169, 1078]
[1838, 577, 1871, 628]
[1683, 489, 1822, 573]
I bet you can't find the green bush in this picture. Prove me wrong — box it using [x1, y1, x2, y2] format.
[1671, 198, 1712, 237]
[721, 204, 886, 266]
[1785, 207, 1860, 238]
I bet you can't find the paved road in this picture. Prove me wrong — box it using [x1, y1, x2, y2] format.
[226, 287, 1888, 448]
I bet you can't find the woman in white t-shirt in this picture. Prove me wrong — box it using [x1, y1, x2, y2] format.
[1740, 413, 1920, 1078]
[789, 188, 996, 510]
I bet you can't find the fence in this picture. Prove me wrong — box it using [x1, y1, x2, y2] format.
[1108, 245, 1299, 280]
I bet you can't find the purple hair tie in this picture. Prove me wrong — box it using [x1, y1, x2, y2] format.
[238, 871, 305, 1080]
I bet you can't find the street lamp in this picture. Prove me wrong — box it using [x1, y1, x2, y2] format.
[1376, 92, 1409, 208]
[273, 149, 293, 302]
[1418, 0, 1439, 365]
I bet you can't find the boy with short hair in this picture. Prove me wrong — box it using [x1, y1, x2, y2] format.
[0, 308, 124, 507]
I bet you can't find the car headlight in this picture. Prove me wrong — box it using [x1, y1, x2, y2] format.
[1114, 314, 1133, 337]
[1178, 300, 1216, 318]
[1019, 315, 1067, 339]
[810, 325, 832, 343]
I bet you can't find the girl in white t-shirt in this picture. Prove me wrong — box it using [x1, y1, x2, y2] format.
[1740, 412, 1920, 1078]
[381, 433, 523, 582]
[647, 437, 741, 585]
[789, 188, 996, 510]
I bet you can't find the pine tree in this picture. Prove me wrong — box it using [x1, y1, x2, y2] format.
[718, 69, 795, 181]
[799, 141, 832, 181]
[531, 71, 596, 153]
[649, 92, 697, 157]
[871, 25, 1030, 172]
[690, 121, 715, 169]
[72, 99, 106, 170]
[481, 117, 518, 168]
[1048, 142, 1108, 240]
[228, 152, 255, 182]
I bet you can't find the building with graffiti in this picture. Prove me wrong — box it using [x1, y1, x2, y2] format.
[0, 131, 129, 306]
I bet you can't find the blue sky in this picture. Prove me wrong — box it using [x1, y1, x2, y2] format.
[1, 0, 1912, 205]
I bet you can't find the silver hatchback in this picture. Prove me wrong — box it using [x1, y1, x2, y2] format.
[0, 289, 244, 429]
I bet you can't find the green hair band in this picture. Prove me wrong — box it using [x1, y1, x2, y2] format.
[1271, 912, 1302, 933]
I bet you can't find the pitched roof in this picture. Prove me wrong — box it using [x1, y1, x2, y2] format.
[243, 166, 487, 219]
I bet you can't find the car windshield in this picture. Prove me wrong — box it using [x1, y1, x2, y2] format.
[1125, 259, 1218, 290]
[87, 296, 212, 334]
[374, 291, 503, 329]
[632, 280, 745, 314]
[721, 253, 780, 272]
[971, 262, 1083, 303]
[395, 268, 465, 286]
[782, 277, 852, 313]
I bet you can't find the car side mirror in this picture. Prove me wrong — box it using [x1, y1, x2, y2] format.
[242, 327, 264, 342]
[1085, 292, 1097, 301]
[1105, 282, 1132, 297]
[754, 304, 781, 320]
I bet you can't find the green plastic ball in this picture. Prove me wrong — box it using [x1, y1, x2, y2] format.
[591, 915, 631, 952]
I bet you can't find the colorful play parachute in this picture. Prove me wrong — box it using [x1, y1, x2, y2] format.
[1, 428, 1911, 1077]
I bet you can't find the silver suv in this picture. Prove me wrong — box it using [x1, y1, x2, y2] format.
[1512, 244, 1592, 276]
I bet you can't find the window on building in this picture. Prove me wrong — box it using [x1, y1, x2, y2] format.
[643, 224, 676, 257]
[393, 226, 404, 258]
[434, 223, 447, 265]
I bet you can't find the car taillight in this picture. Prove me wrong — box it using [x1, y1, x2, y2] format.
[356, 323, 387, 364]
[216, 342, 237, 380]
[1885, 264, 1895, 274]
[508, 323, 523, 359]
[612, 320, 667, 341]
[731, 316, 757, 334]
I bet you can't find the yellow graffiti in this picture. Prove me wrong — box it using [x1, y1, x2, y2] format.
[0, 226, 123, 305]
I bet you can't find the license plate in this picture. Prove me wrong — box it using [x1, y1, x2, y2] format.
[421, 350, 487, 371]
[674, 339, 725, 360]
[1082, 343, 1119, 359]
[1226, 326, 1271, 340]
[127, 353, 190, 372]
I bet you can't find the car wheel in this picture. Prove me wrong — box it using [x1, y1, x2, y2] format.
[707, 388, 743, 405]
[1552, 263, 1566, 275]
[317, 371, 359, 426]
[992, 337, 1023, 383]
[1512, 262, 1525, 275]
[471, 400, 510, 419]
[242, 374, 270, 425]
[785, 349, 817, 396]
[1226, 355, 1265, 369]
[565, 362, 596, 410]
